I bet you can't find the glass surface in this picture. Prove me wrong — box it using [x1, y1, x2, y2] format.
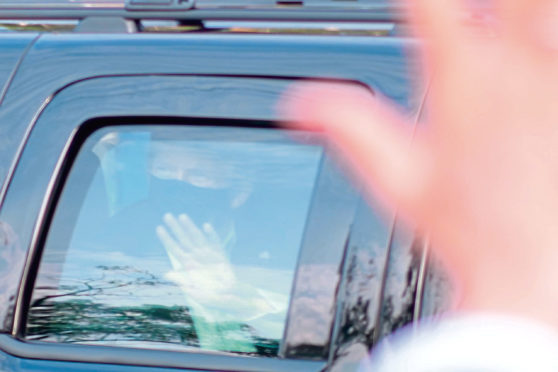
[376, 224, 422, 341]
[420, 254, 453, 320]
[27, 125, 324, 357]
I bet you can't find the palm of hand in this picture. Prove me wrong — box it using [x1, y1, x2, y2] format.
[417, 18, 558, 278]
[156, 213, 236, 304]
[282, 0, 558, 322]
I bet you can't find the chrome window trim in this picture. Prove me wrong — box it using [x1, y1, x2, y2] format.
[0, 334, 325, 371]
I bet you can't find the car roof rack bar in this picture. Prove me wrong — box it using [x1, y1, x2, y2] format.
[0, 4, 404, 23]
[74, 16, 139, 33]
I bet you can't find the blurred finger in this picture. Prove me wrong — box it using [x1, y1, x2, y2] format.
[407, 0, 468, 65]
[281, 82, 431, 219]
[496, 0, 558, 51]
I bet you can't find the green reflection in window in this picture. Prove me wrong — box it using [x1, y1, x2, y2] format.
[27, 125, 323, 357]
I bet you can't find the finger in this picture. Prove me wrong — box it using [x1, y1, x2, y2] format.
[496, 0, 531, 22]
[496, 0, 542, 34]
[202, 222, 222, 247]
[496, 0, 558, 52]
[178, 213, 205, 247]
[163, 213, 194, 249]
[281, 82, 431, 220]
[407, 0, 468, 65]
[156, 225, 186, 270]
[201, 222, 230, 262]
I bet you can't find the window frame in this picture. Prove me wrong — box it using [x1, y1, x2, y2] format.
[0, 334, 324, 371]
[0, 74, 375, 370]
[15, 118, 329, 371]
[26, 122, 331, 358]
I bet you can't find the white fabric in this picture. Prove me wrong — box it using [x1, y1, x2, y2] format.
[361, 314, 558, 372]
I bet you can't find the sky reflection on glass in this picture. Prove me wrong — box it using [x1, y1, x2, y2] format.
[30, 125, 323, 355]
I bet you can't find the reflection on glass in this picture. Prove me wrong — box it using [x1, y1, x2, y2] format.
[27, 125, 323, 356]
[420, 253, 453, 320]
[376, 225, 422, 342]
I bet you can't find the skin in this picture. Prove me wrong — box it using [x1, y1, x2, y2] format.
[280, 0, 558, 329]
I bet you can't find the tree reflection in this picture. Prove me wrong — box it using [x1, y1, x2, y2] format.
[26, 265, 278, 356]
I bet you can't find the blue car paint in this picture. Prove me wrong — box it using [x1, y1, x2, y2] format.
[0, 29, 423, 371]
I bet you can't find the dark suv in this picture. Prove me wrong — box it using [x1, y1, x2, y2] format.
[0, 1, 450, 370]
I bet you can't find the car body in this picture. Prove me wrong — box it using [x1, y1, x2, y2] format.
[0, 1, 450, 371]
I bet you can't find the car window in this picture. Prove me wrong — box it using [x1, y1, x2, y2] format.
[420, 253, 453, 320]
[376, 223, 423, 341]
[26, 125, 331, 357]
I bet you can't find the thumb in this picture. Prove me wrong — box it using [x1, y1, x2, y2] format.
[279, 82, 431, 221]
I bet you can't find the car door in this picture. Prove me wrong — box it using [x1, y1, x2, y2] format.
[0, 74, 376, 371]
[0, 31, 425, 371]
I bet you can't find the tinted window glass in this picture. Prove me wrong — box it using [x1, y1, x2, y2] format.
[376, 224, 423, 341]
[27, 125, 326, 357]
[420, 253, 453, 320]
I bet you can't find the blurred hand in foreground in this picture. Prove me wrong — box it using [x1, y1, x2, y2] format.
[281, 0, 558, 328]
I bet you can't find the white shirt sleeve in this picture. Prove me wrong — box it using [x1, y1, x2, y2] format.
[360, 313, 558, 372]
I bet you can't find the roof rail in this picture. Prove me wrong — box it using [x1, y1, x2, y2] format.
[0, 0, 404, 23]
[126, 0, 195, 11]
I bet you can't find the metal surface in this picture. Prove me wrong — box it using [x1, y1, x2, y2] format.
[0, 0, 491, 23]
[74, 16, 138, 33]
[0, 8, 402, 22]
[203, 21, 395, 30]
[0, 20, 395, 34]
[0, 33, 421, 203]
[2, 75, 290, 332]
[1, 77, 371, 368]
[0, 34, 38, 105]
[0, 76, 320, 369]
[0, 30, 423, 370]
[126, 0, 195, 11]
[0, 0, 395, 7]
[412, 237, 429, 325]
[374, 222, 422, 343]
[326, 198, 393, 372]
[0, 335, 325, 371]
[0, 0, 123, 8]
